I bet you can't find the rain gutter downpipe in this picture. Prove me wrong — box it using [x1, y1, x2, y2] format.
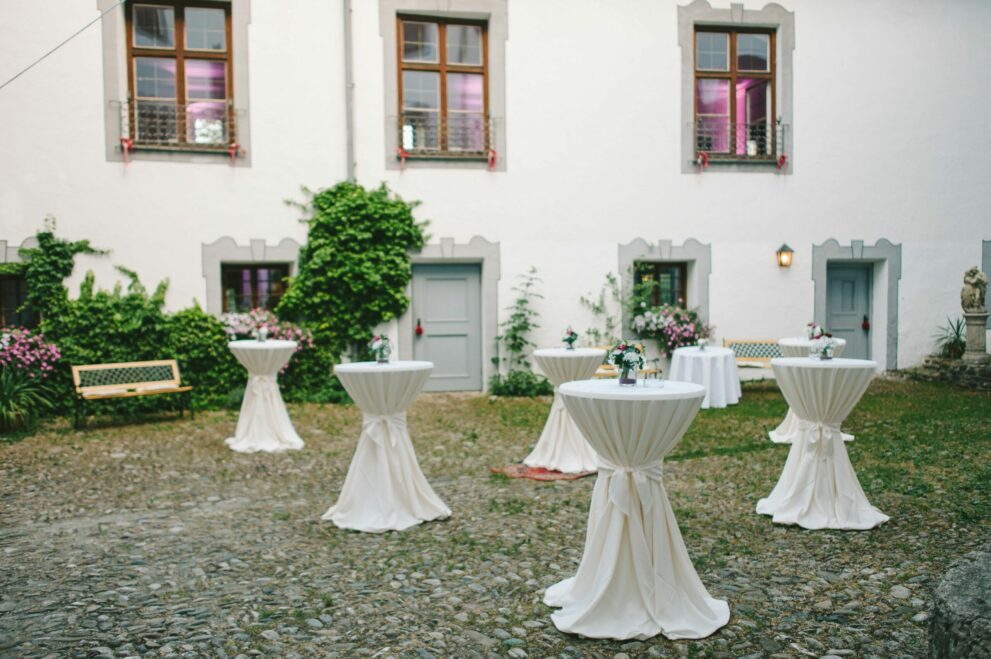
[344, 0, 356, 181]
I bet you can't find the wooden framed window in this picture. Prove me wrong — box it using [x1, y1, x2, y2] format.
[694, 28, 776, 159]
[221, 264, 289, 313]
[125, 1, 233, 150]
[636, 262, 688, 308]
[397, 16, 489, 157]
[0, 276, 38, 329]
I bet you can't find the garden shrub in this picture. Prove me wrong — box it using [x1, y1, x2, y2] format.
[166, 305, 243, 407]
[277, 181, 427, 361]
[488, 370, 553, 397]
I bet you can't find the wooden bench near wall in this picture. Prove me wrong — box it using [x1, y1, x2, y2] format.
[71, 360, 193, 429]
[721, 338, 782, 368]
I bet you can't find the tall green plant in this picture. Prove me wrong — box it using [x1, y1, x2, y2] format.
[277, 182, 427, 360]
[0, 369, 54, 435]
[497, 267, 543, 371]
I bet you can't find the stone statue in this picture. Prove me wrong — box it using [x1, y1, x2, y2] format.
[961, 266, 988, 313]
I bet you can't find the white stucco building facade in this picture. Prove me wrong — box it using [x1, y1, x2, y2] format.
[1, 0, 989, 390]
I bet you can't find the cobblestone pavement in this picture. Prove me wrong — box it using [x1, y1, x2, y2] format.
[1, 381, 988, 658]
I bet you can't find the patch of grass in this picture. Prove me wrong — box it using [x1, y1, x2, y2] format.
[488, 497, 527, 516]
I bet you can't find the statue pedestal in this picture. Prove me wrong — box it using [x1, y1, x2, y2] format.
[963, 311, 989, 364]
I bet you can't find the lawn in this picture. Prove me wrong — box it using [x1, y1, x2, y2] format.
[0, 379, 988, 658]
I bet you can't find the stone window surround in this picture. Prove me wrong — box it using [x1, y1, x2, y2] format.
[678, 0, 795, 174]
[379, 0, 508, 171]
[1, 237, 38, 265]
[618, 238, 712, 333]
[811, 239, 902, 371]
[983, 240, 990, 329]
[201, 237, 300, 315]
[399, 236, 501, 390]
[98, 0, 253, 166]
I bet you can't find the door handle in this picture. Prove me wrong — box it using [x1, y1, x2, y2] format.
[862, 315, 870, 331]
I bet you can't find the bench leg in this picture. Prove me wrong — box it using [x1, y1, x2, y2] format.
[188, 391, 194, 420]
[74, 398, 86, 430]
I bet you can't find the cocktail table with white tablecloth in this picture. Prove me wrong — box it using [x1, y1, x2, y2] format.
[322, 361, 450, 533]
[524, 348, 606, 473]
[545, 379, 729, 640]
[757, 357, 887, 530]
[226, 340, 304, 453]
[769, 337, 850, 444]
[669, 346, 741, 409]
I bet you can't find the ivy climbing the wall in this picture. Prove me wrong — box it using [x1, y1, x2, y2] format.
[277, 181, 428, 360]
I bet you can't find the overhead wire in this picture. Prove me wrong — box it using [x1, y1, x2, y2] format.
[0, 0, 126, 93]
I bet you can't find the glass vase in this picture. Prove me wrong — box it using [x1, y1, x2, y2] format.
[619, 365, 636, 386]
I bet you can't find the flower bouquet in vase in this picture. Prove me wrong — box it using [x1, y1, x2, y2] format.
[255, 322, 269, 342]
[697, 338, 708, 351]
[806, 322, 825, 340]
[610, 341, 645, 386]
[562, 326, 579, 350]
[371, 335, 392, 363]
[811, 334, 836, 359]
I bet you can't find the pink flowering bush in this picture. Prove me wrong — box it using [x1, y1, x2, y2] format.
[0, 328, 61, 379]
[0, 328, 60, 433]
[631, 304, 711, 358]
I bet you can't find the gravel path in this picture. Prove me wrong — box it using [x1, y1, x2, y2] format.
[1, 381, 988, 658]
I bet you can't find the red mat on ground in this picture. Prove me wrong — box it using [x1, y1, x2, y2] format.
[490, 464, 595, 481]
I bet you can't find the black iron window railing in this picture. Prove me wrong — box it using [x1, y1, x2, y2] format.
[397, 113, 493, 158]
[694, 120, 788, 162]
[117, 100, 239, 151]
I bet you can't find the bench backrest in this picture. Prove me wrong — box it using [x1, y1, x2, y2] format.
[72, 360, 181, 394]
[722, 339, 781, 366]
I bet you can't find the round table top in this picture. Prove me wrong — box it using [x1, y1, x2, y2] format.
[560, 378, 705, 402]
[673, 346, 734, 358]
[772, 357, 877, 370]
[228, 339, 297, 351]
[534, 347, 607, 358]
[779, 336, 848, 349]
[334, 360, 434, 374]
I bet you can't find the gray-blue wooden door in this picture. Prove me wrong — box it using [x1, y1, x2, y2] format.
[826, 264, 872, 359]
[412, 264, 482, 391]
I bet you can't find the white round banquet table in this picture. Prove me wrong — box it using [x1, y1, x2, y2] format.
[322, 361, 450, 533]
[668, 346, 741, 409]
[757, 357, 887, 530]
[769, 337, 851, 444]
[225, 340, 304, 453]
[524, 348, 606, 473]
[545, 379, 729, 641]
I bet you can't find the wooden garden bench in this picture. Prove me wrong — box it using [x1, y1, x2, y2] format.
[71, 359, 193, 429]
[722, 338, 782, 368]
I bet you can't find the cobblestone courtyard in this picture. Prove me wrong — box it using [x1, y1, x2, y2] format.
[1, 380, 989, 658]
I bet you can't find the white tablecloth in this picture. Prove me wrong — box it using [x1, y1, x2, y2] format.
[770, 337, 852, 444]
[226, 340, 304, 453]
[524, 348, 606, 473]
[668, 346, 741, 409]
[546, 379, 729, 640]
[322, 361, 450, 533]
[757, 357, 888, 530]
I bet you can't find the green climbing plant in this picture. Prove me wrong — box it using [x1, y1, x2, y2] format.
[579, 271, 623, 346]
[276, 182, 427, 360]
[489, 267, 553, 397]
[17, 216, 104, 320]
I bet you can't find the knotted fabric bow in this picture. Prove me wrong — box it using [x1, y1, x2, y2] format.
[361, 412, 408, 448]
[597, 459, 665, 517]
[797, 419, 843, 446]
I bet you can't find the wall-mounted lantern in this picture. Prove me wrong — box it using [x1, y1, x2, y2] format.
[776, 244, 794, 268]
